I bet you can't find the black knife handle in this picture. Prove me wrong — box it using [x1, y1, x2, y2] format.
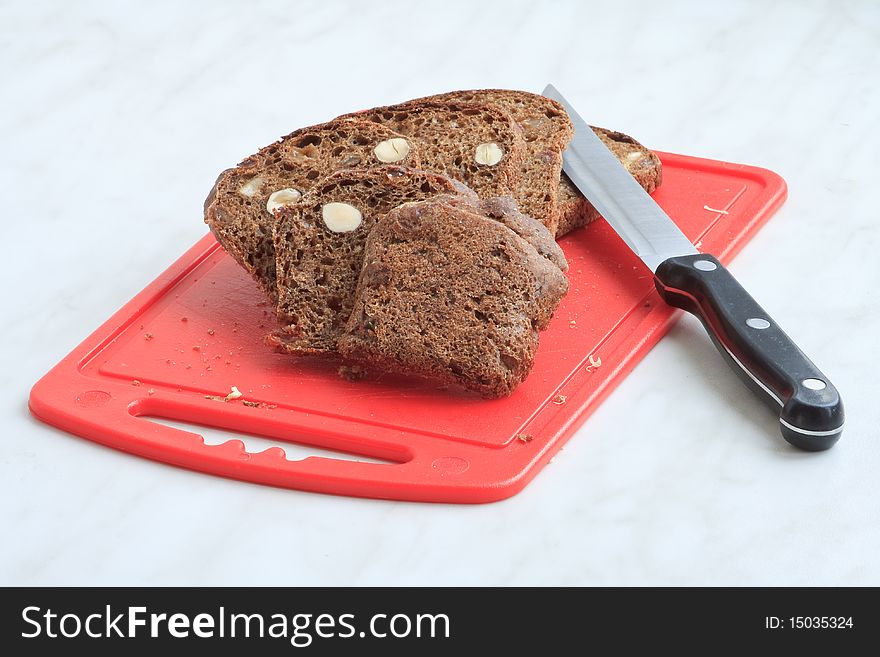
[654, 254, 843, 451]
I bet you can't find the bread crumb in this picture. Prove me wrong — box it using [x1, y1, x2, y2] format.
[205, 386, 243, 403]
[180, 316, 188, 322]
[207, 329, 215, 336]
[242, 400, 260, 408]
[147, 388, 155, 396]
[144, 333, 154, 341]
[132, 380, 141, 386]
[338, 364, 368, 382]
[192, 345, 200, 351]
[703, 204, 729, 215]
[586, 354, 602, 372]
[517, 433, 534, 443]
[552, 394, 567, 405]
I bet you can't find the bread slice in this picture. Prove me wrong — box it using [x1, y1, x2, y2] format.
[204, 119, 422, 301]
[268, 166, 475, 356]
[337, 199, 569, 398]
[339, 101, 525, 200]
[413, 89, 573, 235]
[556, 127, 663, 238]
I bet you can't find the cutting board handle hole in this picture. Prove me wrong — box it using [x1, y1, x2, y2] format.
[142, 415, 401, 465]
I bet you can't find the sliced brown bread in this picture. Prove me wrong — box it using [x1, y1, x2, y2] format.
[556, 127, 663, 238]
[337, 199, 569, 398]
[338, 101, 525, 200]
[413, 89, 573, 235]
[204, 119, 423, 301]
[268, 166, 475, 356]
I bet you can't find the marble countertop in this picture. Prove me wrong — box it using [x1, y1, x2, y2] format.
[3, 0, 878, 586]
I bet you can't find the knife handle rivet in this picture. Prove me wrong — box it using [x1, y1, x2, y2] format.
[746, 317, 771, 329]
[693, 260, 717, 271]
[802, 378, 827, 391]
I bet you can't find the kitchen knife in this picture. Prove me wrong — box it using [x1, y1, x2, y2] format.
[543, 84, 843, 450]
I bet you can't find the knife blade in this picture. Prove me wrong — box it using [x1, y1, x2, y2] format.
[543, 84, 844, 450]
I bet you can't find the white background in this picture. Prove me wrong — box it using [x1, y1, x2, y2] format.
[2, 0, 878, 585]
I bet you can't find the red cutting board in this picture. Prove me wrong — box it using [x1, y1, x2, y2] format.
[29, 152, 786, 503]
